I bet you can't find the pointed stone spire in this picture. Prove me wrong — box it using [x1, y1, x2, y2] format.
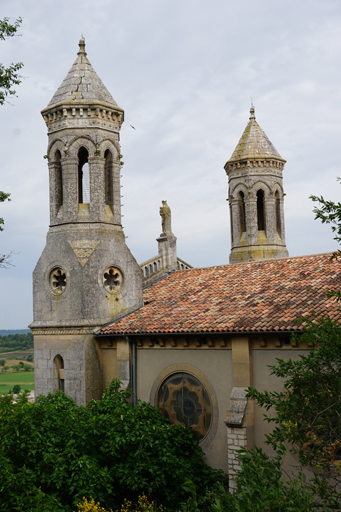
[227, 106, 285, 164]
[224, 107, 289, 263]
[47, 38, 118, 108]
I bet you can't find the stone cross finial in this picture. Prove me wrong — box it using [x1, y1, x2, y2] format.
[160, 200, 172, 236]
[78, 38, 86, 57]
[249, 106, 255, 120]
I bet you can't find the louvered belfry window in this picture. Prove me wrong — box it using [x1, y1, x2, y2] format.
[158, 373, 212, 441]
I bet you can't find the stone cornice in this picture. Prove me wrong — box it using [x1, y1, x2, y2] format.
[225, 158, 285, 175]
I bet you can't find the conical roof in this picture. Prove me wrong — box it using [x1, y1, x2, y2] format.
[227, 107, 285, 163]
[47, 39, 118, 108]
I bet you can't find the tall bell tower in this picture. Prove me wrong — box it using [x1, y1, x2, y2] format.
[30, 40, 143, 404]
[224, 107, 289, 263]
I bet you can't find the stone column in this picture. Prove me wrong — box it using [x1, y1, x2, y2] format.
[265, 196, 276, 244]
[113, 161, 122, 225]
[61, 156, 78, 223]
[157, 235, 177, 270]
[225, 337, 254, 492]
[230, 199, 240, 249]
[116, 338, 131, 389]
[245, 197, 257, 246]
[48, 161, 58, 223]
[89, 155, 105, 221]
[279, 195, 286, 245]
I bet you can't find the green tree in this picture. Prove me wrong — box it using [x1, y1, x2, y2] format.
[12, 384, 21, 394]
[2, 366, 9, 372]
[0, 17, 23, 269]
[26, 354, 33, 362]
[0, 359, 5, 366]
[0, 379, 222, 512]
[0, 17, 23, 105]
[11, 364, 20, 372]
[18, 361, 24, 368]
[244, 183, 341, 509]
[247, 316, 341, 509]
[23, 363, 32, 372]
[311, 180, 341, 301]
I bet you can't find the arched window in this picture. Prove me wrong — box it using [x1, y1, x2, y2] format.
[158, 372, 212, 442]
[78, 147, 89, 204]
[257, 189, 265, 231]
[238, 191, 246, 233]
[275, 191, 281, 238]
[55, 150, 63, 210]
[104, 149, 113, 206]
[53, 355, 64, 392]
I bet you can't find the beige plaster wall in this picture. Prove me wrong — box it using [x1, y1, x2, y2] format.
[100, 348, 117, 389]
[252, 349, 314, 479]
[136, 348, 233, 473]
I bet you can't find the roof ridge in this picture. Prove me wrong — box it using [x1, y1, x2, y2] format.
[170, 251, 336, 274]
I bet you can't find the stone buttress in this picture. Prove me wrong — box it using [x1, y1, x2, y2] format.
[30, 40, 143, 405]
[225, 107, 289, 263]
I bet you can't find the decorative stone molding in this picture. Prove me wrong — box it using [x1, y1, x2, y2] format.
[69, 240, 100, 267]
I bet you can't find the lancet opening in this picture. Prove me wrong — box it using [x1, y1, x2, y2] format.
[78, 147, 89, 204]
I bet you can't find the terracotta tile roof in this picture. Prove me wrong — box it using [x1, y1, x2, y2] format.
[98, 253, 341, 336]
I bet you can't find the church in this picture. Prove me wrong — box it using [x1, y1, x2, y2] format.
[30, 40, 341, 488]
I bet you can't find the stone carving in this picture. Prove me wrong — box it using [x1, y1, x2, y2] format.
[103, 267, 123, 293]
[50, 268, 66, 295]
[160, 200, 172, 236]
[69, 240, 99, 266]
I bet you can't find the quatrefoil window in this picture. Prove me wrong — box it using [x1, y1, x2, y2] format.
[103, 267, 123, 293]
[50, 268, 66, 295]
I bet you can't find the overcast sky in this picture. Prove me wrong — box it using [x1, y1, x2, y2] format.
[1, 0, 341, 329]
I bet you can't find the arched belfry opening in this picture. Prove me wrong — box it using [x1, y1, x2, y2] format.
[55, 150, 63, 210]
[238, 191, 246, 233]
[257, 190, 265, 231]
[53, 355, 64, 392]
[104, 149, 114, 208]
[275, 191, 281, 238]
[78, 147, 89, 204]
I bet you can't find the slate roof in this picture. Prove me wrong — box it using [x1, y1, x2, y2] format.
[47, 39, 118, 108]
[98, 253, 341, 335]
[226, 107, 285, 164]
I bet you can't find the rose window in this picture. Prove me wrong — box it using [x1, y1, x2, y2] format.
[103, 267, 123, 293]
[50, 268, 66, 295]
[158, 372, 212, 441]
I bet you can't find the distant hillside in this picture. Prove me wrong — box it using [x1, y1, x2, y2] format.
[0, 329, 30, 336]
[0, 332, 33, 352]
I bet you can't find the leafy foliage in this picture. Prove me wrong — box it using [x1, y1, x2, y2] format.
[311, 180, 341, 301]
[0, 190, 11, 234]
[0, 17, 23, 106]
[247, 315, 341, 508]
[12, 384, 21, 394]
[222, 446, 317, 512]
[0, 331, 33, 351]
[0, 380, 222, 512]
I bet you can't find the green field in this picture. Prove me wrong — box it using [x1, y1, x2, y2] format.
[0, 371, 34, 395]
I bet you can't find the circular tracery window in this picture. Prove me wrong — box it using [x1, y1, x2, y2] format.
[158, 372, 212, 441]
[103, 267, 123, 293]
[50, 268, 66, 295]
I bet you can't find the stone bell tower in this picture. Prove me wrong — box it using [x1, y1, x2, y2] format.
[30, 39, 143, 404]
[224, 107, 289, 263]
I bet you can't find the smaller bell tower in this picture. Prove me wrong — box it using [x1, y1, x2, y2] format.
[224, 107, 289, 263]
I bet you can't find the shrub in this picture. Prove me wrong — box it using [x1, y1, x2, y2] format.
[0, 379, 222, 512]
[12, 384, 21, 394]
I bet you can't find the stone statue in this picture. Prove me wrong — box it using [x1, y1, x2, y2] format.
[160, 200, 172, 236]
